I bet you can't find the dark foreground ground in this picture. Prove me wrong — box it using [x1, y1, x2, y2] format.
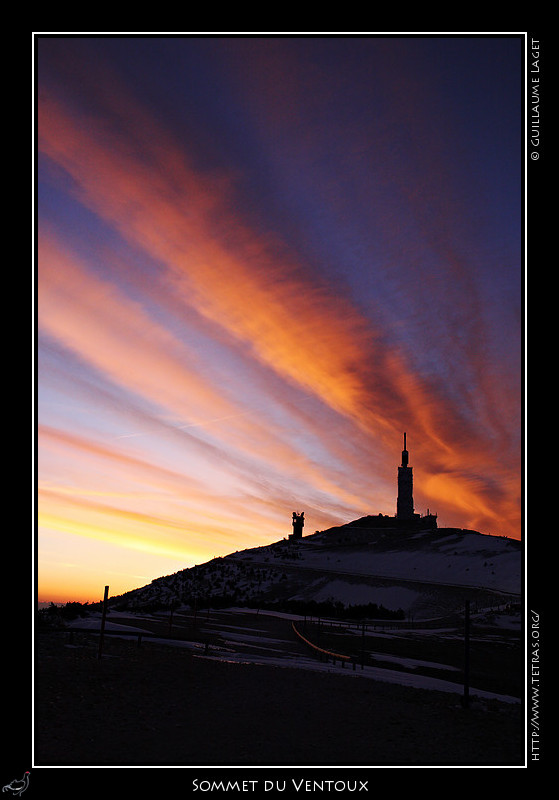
[34, 632, 525, 767]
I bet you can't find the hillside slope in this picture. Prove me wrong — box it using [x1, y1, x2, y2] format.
[111, 521, 521, 620]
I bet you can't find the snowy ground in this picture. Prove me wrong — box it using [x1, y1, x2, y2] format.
[69, 606, 521, 705]
[233, 529, 521, 595]
[290, 579, 421, 610]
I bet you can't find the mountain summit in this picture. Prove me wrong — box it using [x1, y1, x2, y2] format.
[112, 520, 521, 621]
[112, 435, 520, 620]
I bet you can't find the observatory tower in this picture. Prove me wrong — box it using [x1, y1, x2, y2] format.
[290, 511, 304, 540]
[396, 432, 414, 519]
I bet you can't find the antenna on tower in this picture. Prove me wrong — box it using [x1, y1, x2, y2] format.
[401, 431, 409, 467]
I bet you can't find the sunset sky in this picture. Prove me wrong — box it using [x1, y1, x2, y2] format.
[36, 35, 524, 604]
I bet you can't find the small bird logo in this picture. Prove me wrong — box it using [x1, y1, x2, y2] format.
[2, 773, 30, 796]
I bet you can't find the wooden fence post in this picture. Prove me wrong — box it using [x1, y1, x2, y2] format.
[97, 585, 109, 660]
[463, 600, 470, 708]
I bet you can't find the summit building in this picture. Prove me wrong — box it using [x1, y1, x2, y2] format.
[290, 432, 437, 539]
[394, 432, 437, 528]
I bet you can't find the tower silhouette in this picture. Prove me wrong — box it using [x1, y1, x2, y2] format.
[291, 511, 304, 539]
[396, 432, 414, 519]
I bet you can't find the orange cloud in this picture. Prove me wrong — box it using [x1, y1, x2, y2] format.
[39, 230, 374, 508]
[38, 92, 417, 487]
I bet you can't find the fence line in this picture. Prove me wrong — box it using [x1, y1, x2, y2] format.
[62, 627, 192, 649]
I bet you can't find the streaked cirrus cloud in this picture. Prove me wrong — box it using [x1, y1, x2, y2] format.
[36, 36, 522, 602]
